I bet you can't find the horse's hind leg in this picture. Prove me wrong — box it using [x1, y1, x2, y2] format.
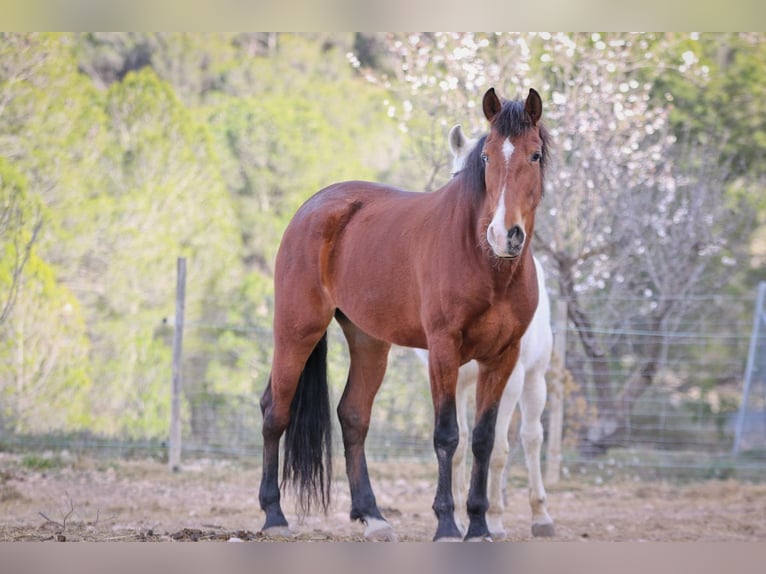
[519, 367, 555, 537]
[259, 307, 333, 536]
[259, 376, 292, 536]
[335, 314, 396, 541]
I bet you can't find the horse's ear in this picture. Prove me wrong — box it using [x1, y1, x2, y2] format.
[483, 88, 502, 122]
[448, 124, 467, 156]
[525, 88, 542, 125]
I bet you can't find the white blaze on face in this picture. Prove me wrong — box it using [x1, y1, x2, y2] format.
[487, 138, 518, 255]
[502, 138, 514, 162]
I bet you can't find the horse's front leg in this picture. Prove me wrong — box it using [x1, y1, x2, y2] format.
[451, 370, 474, 536]
[428, 341, 463, 541]
[520, 365, 556, 537]
[465, 350, 518, 541]
[486, 366, 523, 540]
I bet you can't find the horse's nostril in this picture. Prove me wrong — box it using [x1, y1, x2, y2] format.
[507, 225, 525, 248]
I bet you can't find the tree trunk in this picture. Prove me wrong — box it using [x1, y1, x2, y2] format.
[579, 306, 671, 456]
[555, 259, 619, 456]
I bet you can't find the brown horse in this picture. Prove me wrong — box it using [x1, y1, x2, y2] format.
[258, 87, 550, 541]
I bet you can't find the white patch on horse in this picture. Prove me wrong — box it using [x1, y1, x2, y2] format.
[502, 138, 515, 162]
[487, 187, 508, 255]
[486, 139, 519, 255]
[363, 517, 397, 541]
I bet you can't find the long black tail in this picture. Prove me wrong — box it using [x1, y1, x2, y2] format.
[281, 332, 332, 515]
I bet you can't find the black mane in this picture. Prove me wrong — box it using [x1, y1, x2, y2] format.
[462, 134, 489, 194]
[458, 98, 551, 199]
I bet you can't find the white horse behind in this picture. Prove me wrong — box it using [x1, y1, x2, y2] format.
[413, 124, 555, 539]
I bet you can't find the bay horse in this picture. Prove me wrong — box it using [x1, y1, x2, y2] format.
[258, 87, 550, 542]
[413, 123, 555, 539]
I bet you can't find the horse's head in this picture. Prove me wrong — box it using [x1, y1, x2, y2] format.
[472, 88, 548, 260]
[448, 124, 477, 177]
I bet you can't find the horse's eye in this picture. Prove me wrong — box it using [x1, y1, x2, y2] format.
[531, 151, 542, 163]
[481, 153, 489, 164]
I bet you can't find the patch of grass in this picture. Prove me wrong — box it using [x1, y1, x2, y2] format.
[21, 454, 63, 471]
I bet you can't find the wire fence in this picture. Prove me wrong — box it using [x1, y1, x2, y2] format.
[163, 285, 766, 482]
[2, 279, 764, 484]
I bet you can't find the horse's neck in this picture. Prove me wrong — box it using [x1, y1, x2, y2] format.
[435, 177, 482, 244]
[428, 179, 535, 290]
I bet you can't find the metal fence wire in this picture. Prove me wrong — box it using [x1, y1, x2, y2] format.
[3, 275, 763, 483]
[172, 283, 766, 481]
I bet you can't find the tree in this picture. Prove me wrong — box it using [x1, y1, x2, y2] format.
[0, 251, 92, 433]
[0, 159, 40, 324]
[77, 67, 245, 436]
[351, 33, 533, 192]
[354, 32, 760, 454]
[530, 33, 758, 453]
[0, 33, 54, 324]
[1, 33, 404, 440]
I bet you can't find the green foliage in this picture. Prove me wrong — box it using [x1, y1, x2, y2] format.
[79, 67, 244, 437]
[21, 454, 64, 471]
[2, 32, 400, 440]
[0, 250, 92, 433]
[654, 34, 766, 174]
[2, 32, 765, 447]
[0, 158, 35, 320]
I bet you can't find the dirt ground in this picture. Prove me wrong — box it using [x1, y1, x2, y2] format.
[1, 451, 765, 542]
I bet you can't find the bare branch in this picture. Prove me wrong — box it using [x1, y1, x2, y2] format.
[38, 512, 64, 529]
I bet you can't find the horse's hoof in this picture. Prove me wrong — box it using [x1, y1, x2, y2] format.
[261, 525, 293, 538]
[489, 528, 508, 540]
[465, 535, 493, 542]
[364, 518, 398, 542]
[487, 517, 507, 540]
[531, 522, 556, 538]
[434, 536, 463, 542]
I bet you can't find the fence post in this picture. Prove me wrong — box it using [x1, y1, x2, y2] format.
[545, 298, 567, 485]
[169, 257, 186, 472]
[733, 281, 766, 455]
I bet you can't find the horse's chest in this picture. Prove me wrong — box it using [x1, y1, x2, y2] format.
[461, 301, 521, 357]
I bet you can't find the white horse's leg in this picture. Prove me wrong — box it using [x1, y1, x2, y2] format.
[519, 366, 555, 537]
[486, 366, 522, 539]
[451, 363, 476, 535]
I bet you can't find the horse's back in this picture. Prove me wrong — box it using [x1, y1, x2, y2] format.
[280, 180, 418, 257]
[279, 180, 436, 348]
[293, 180, 419, 221]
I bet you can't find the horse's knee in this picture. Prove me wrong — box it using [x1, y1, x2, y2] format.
[491, 425, 509, 460]
[433, 402, 459, 456]
[521, 421, 543, 450]
[434, 424, 459, 457]
[489, 450, 507, 477]
[521, 373, 547, 416]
